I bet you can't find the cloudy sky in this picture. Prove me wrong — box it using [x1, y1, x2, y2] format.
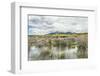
[28, 15, 88, 35]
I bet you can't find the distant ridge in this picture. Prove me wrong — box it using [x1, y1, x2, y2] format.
[47, 32, 76, 34]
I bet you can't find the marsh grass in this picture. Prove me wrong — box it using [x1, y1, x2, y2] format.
[28, 33, 88, 60]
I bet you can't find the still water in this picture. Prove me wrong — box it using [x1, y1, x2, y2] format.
[28, 45, 87, 60]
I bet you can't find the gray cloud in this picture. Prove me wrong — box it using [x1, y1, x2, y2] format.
[28, 15, 88, 35]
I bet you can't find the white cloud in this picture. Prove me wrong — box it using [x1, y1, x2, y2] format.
[28, 15, 88, 35]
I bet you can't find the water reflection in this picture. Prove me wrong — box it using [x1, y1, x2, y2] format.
[28, 39, 88, 60]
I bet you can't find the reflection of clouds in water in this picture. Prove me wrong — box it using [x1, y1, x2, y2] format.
[65, 46, 78, 59]
[29, 45, 78, 60]
[29, 46, 40, 60]
[28, 15, 88, 35]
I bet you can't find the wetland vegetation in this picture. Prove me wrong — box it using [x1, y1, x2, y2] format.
[28, 33, 88, 60]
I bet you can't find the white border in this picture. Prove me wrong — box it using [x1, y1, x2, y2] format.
[11, 2, 96, 74]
